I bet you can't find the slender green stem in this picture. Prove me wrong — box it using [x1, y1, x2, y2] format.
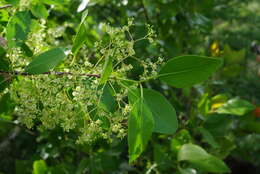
[127, 29, 133, 41]
[115, 77, 139, 83]
[70, 55, 77, 66]
[140, 83, 143, 98]
[113, 55, 130, 68]
[93, 41, 113, 69]
[138, 75, 159, 83]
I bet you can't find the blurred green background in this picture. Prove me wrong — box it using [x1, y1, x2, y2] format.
[1, 0, 260, 173]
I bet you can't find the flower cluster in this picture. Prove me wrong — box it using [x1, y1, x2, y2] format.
[7, 19, 162, 144]
[27, 19, 48, 54]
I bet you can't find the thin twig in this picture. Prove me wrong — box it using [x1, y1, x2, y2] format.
[0, 4, 12, 10]
[0, 70, 101, 78]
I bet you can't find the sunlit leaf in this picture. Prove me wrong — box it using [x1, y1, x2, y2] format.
[77, 0, 90, 12]
[33, 160, 48, 174]
[30, 3, 49, 19]
[178, 144, 230, 173]
[216, 98, 255, 116]
[100, 55, 113, 84]
[128, 93, 154, 163]
[6, 11, 31, 48]
[25, 48, 66, 74]
[71, 10, 88, 56]
[129, 88, 178, 134]
[159, 55, 222, 88]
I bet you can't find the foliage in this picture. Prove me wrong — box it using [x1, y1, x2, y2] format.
[0, 0, 260, 174]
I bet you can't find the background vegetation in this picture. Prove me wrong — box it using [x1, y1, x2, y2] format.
[0, 0, 260, 173]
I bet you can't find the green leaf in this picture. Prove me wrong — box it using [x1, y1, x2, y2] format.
[128, 95, 154, 163]
[0, 93, 14, 115]
[144, 89, 178, 134]
[6, 11, 31, 48]
[204, 114, 232, 137]
[198, 127, 219, 148]
[71, 10, 88, 56]
[25, 48, 66, 74]
[42, 0, 66, 6]
[216, 98, 255, 116]
[77, 0, 89, 12]
[178, 144, 230, 173]
[100, 84, 117, 113]
[153, 144, 172, 170]
[100, 55, 113, 84]
[223, 45, 245, 64]
[20, 43, 33, 57]
[178, 144, 209, 161]
[0, 10, 9, 23]
[178, 167, 197, 174]
[30, 3, 49, 19]
[33, 160, 48, 174]
[159, 55, 222, 88]
[129, 89, 178, 134]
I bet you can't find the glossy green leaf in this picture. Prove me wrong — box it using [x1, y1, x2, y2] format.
[178, 144, 208, 161]
[178, 167, 197, 174]
[33, 160, 48, 174]
[216, 98, 255, 116]
[100, 55, 113, 84]
[128, 96, 154, 163]
[100, 84, 117, 113]
[129, 88, 178, 134]
[30, 3, 49, 19]
[198, 127, 219, 148]
[6, 11, 31, 48]
[21, 43, 33, 57]
[144, 89, 178, 134]
[159, 55, 222, 88]
[25, 48, 66, 74]
[178, 144, 230, 173]
[71, 10, 88, 56]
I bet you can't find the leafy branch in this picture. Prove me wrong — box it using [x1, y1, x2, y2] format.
[0, 4, 12, 9]
[0, 70, 101, 78]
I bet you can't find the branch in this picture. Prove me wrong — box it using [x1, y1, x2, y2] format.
[0, 70, 101, 78]
[0, 4, 12, 10]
